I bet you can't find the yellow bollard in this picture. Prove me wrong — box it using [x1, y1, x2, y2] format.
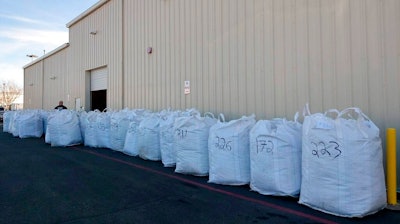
[386, 128, 397, 205]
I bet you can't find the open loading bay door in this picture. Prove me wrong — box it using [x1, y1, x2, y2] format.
[90, 67, 107, 111]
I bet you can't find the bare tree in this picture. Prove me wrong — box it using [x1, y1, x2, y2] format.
[1, 80, 23, 110]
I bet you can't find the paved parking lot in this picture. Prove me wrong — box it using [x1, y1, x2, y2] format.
[1, 124, 399, 224]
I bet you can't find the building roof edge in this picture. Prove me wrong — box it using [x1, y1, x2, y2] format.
[23, 43, 70, 69]
[66, 0, 110, 28]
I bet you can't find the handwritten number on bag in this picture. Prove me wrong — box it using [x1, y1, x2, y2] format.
[176, 128, 187, 139]
[311, 141, 341, 159]
[215, 136, 232, 151]
[256, 135, 274, 154]
[329, 141, 341, 158]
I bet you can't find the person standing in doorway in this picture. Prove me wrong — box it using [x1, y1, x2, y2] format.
[55, 100, 67, 110]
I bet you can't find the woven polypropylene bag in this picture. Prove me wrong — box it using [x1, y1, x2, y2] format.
[299, 108, 386, 217]
[249, 118, 302, 196]
[208, 114, 256, 185]
[174, 113, 217, 176]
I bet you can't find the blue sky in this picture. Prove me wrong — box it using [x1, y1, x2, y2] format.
[0, 0, 99, 87]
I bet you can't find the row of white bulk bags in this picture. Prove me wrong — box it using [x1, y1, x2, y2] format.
[208, 114, 256, 185]
[4, 110, 48, 139]
[46, 110, 82, 147]
[249, 116, 302, 197]
[3, 110, 51, 138]
[299, 107, 386, 217]
[2, 107, 386, 218]
[122, 108, 199, 163]
[83, 109, 151, 150]
[174, 112, 217, 176]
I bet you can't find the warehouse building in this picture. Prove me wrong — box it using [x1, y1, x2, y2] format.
[23, 0, 400, 188]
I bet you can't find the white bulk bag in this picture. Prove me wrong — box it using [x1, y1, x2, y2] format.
[137, 114, 161, 161]
[249, 117, 302, 197]
[174, 113, 217, 176]
[159, 110, 181, 167]
[110, 109, 134, 151]
[299, 108, 386, 217]
[45, 112, 56, 144]
[122, 120, 141, 156]
[84, 110, 101, 148]
[95, 111, 112, 149]
[122, 110, 151, 156]
[10, 111, 22, 137]
[208, 114, 256, 185]
[159, 108, 199, 166]
[3, 111, 14, 133]
[48, 110, 82, 147]
[18, 110, 43, 138]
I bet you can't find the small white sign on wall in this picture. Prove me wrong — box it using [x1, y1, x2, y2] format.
[184, 80, 190, 95]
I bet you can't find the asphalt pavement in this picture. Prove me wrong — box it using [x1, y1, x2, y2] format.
[1, 124, 399, 224]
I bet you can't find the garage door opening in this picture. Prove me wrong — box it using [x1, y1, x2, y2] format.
[87, 66, 108, 111]
[91, 90, 107, 111]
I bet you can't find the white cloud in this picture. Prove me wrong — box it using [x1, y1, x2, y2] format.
[0, 28, 68, 88]
[0, 28, 68, 46]
[0, 1, 100, 91]
[0, 13, 52, 26]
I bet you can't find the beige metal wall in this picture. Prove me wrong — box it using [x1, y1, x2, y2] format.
[68, 0, 123, 110]
[42, 48, 69, 110]
[123, 0, 400, 127]
[23, 45, 70, 110]
[23, 62, 43, 109]
[123, 0, 400, 187]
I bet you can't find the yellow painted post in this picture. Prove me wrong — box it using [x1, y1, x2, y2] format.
[387, 128, 397, 205]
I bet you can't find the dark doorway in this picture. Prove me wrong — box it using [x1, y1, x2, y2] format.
[91, 90, 107, 111]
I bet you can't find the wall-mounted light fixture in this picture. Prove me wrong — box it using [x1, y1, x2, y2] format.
[49, 75, 56, 80]
[26, 54, 38, 58]
[29, 83, 34, 86]
[90, 30, 98, 35]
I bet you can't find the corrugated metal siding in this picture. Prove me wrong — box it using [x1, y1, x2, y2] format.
[23, 62, 43, 109]
[68, 0, 123, 109]
[122, 1, 400, 189]
[123, 0, 400, 124]
[42, 48, 69, 110]
[23, 46, 70, 110]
